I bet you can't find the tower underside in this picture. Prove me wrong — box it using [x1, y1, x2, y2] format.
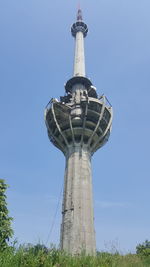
[45, 94, 112, 156]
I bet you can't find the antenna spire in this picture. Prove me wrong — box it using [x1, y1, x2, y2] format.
[77, 7, 83, 21]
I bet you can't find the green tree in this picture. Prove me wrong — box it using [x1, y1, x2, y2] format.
[0, 179, 13, 251]
[136, 240, 150, 256]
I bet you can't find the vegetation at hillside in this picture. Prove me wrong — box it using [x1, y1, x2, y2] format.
[0, 244, 150, 267]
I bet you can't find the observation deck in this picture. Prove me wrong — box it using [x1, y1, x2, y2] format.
[71, 21, 88, 38]
[45, 93, 113, 156]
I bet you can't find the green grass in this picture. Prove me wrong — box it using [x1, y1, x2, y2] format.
[0, 246, 150, 267]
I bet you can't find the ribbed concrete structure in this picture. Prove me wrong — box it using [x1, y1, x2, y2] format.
[45, 9, 113, 255]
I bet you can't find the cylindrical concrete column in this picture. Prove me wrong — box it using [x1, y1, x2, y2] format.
[60, 145, 96, 255]
[73, 31, 86, 77]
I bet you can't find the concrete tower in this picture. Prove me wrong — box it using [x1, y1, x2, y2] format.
[45, 9, 113, 255]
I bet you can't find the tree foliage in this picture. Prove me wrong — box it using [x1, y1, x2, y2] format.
[136, 240, 150, 256]
[0, 179, 13, 251]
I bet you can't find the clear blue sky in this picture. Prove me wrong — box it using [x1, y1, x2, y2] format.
[0, 0, 150, 253]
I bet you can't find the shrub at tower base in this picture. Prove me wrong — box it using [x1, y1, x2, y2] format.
[0, 179, 13, 251]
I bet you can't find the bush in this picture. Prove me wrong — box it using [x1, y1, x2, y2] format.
[0, 179, 13, 251]
[136, 240, 150, 256]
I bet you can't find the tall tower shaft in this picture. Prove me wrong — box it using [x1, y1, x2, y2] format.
[45, 9, 113, 255]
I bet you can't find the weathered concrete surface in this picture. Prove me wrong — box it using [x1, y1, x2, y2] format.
[60, 145, 96, 255]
